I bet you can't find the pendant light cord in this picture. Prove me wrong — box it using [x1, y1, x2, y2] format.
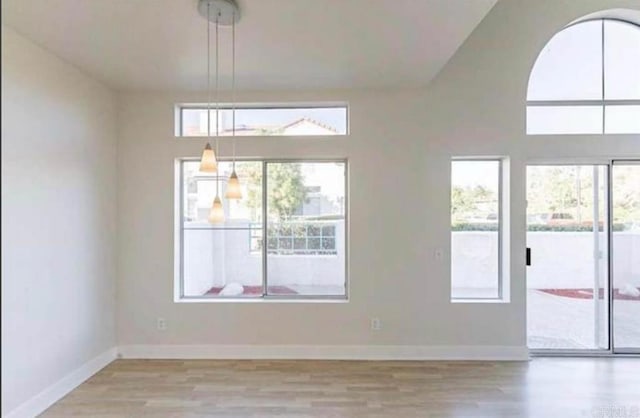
[206, 3, 211, 142]
[232, 12, 236, 170]
[215, 16, 220, 196]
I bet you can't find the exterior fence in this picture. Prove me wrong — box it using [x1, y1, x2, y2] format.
[452, 231, 640, 290]
[184, 226, 638, 296]
[183, 220, 345, 296]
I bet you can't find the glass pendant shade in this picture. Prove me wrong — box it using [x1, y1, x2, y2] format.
[225, 169, 242, 199]
[208, 195, 225, 224]
[199, 143, 218, 172]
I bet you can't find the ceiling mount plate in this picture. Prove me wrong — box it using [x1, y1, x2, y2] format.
[198, 0, 240, 26]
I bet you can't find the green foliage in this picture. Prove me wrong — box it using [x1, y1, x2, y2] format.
[451, 185, 497, 224]
[451, 223, 499, 231]
[268, 164, 307, 220]
[237, 162, 263, 221]
[256, 127, 284, 136]
[612, 166, 640, 222]
[451, 223, 626, 232]
[243, 163, 308, 221]
[451, 187, 473, 215]
[525, 166, 639, 225]
[526, 223, 625, 232]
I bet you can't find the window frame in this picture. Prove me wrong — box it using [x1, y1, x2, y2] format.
[450, 158, 506, 302]
[526, 18, 640, 135]
[175, 103, 350, 137]
[176, 158, 349, 302]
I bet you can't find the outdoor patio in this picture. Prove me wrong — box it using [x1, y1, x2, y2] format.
[527, 289, 640, 350]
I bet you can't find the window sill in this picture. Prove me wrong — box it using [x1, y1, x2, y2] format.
[450, 298, 510, 304]
[264, 254, 339, 258]
[175, 296, 349, 304]
[174, 134, 348, 139]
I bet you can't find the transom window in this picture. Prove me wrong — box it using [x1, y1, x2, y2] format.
[527, 19, 640, 135]
[177, 104, 348, 137]
[178, 159, 347, 300]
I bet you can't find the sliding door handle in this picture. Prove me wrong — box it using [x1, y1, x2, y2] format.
[526, 248, 531, 266]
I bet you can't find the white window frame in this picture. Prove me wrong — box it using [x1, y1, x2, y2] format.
[526, 19, 640, 135]
[450, 157, 510, 303]
[175, 158, 349, 302]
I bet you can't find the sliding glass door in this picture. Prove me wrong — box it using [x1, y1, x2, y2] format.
[612, 162, 640, 353]
[526, 165, 609, 351]
[527, 162, 640, 354]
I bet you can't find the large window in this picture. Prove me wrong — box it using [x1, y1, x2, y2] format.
[527, 19, 640, 134]
[178, 104, 348, 137]
[451, 160, 504, 300]
[178, 160, 347, 300]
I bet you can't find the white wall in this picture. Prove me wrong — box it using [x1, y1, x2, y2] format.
[116, 0, 640, 352]
[1, 26, 117, 415]
[423, 0, 639, 345]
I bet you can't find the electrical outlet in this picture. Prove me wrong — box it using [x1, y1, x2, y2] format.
[157, 317, 167, 331]
[370, 318, 381, 331]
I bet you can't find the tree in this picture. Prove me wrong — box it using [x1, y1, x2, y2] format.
[244, 163, 307, 221]
[451, 185, 497, 224]
[612, 166, 640, 222]
[451, 186, 474, 216]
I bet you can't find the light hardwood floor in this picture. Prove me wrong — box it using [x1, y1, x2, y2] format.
[42, 358, 640, 417]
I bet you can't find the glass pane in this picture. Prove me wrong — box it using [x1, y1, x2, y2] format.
[527, 20, 602, 100]
[527, 106, 603, 135]
[612, 164, 640, 351]
[526, 165, 609, 350]
[183, 228, 262, 297]
[181, 107, 348, 136]
[605, 105, 640, 134]
[183, 161, 262, 226]
[308, 238, 321, 250]
[451, 160, 500, 299]
[604, 20, 640, 100]
[182, 160, 263, 298]
[266, 162, 346, 296]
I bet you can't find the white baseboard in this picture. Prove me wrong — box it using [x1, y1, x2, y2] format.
[119, 344, 529, 361]
[5, 347, 117, 418]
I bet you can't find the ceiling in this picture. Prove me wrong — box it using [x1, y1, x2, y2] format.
[1, 0, 497, 92]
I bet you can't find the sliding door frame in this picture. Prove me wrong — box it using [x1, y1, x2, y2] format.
[611, 160, 640, 355]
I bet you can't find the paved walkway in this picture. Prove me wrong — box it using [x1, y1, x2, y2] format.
[527, 289, 640, 350]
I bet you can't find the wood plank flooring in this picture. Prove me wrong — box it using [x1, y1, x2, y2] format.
[42, 358, 640, 417]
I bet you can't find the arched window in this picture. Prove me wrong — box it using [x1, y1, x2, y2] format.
[527, 19, 640, 135]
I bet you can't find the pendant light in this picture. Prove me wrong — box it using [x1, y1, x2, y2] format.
[199, 2, 217, 173]
[225, 11, 242, 200]
[197, 0, 241, 223]
[208, 195, 225, 224]
[200, 143, 217, 172]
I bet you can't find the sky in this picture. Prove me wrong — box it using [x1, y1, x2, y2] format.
[452, 161, 499, 191]
[527, 19, 640, 134]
